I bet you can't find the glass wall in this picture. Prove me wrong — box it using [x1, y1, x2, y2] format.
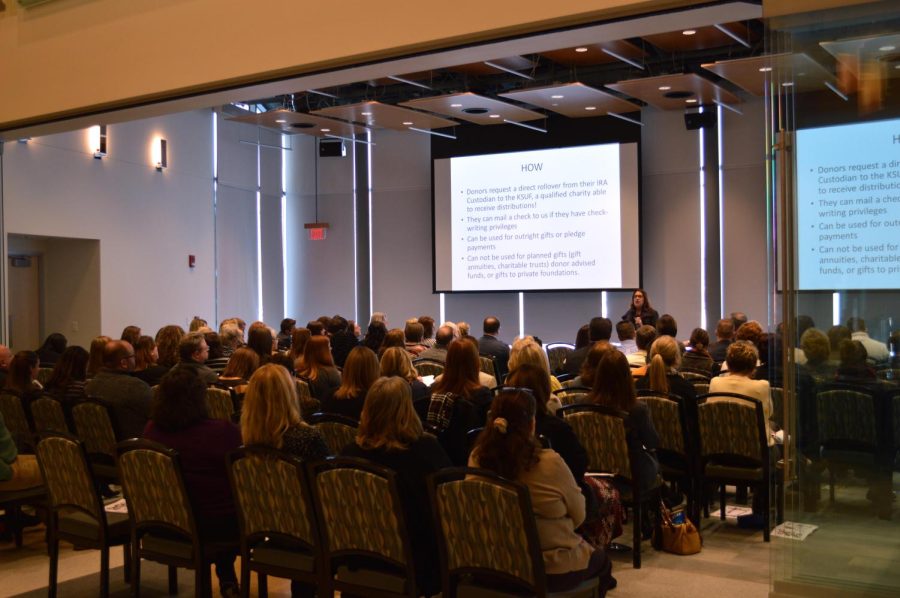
[767, 1, 900, 595]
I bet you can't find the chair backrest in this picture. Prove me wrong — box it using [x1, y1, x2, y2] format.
[552, 386, 591, 407]
[693, 382, 710, 396]
[71, 400, 118, 460]
[816, 387, 877, 448]
[0, 391, 34, 452]
[117, 439, 195, 539]
[295, 378, 312, 401]
[228, 447, 317, 549]
[310, 458, 412, 575]
[30, 396, 70, 434]
[545, 343, 574, 375]
[637, 391, 685, 455]
[696, 392, 765, 463]
[35, 433, 103, 524]
[205, 387, 234, 422]
[412, 359, 444, 377]
[430, 468, 544, 595]
[478, 355, 498, 379]
[679, 369, 711, 382]
[308, 413, 359, 455]
[558, 404, 631, 478]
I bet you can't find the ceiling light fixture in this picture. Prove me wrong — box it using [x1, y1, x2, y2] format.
[782, 82, 794, 87]
[575, 47, 588, 53]
[879, 45, 896, 52]
[450, 103, 463, 108]
[686, 98, 698, 103]
[489, 114, 501, 118]
[682, 29, 696, 36]
[759, 66, 773, 72]
[152, 137, 167, 171]
[402, 121, 414, 126]
[320, 128, 331, 132]
[361, 111, 373, 116]
[275, 119, 287, 124]
[659, 86, 671, 91]
[88, 125, 107, 158]
[551, 94, 564, 99]
[585, 106, 597, 111]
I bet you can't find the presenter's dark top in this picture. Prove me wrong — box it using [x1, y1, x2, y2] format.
[621, 307, 659, 329]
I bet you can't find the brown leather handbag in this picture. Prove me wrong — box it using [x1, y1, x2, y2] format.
[657, 502, 702, 555]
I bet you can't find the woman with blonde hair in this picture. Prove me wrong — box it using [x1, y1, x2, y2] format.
[635, 336, 697, 401]
[342, 376, 450, 596]
[296, 336, 341, 401]
[379, 346, 430, 406]
[241, 363, 329, 458]
[321, 346, 379, 420]
[508, 336, 563, 392]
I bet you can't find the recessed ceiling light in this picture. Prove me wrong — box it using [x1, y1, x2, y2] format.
[551, 94, 565, 99]
[320, 128, 331, 132]
[402, 121, 414, 126]
[782, 82, 794, 87]
[361, 111, 372, 116]
[450, 103, 463, 108]
[575, 47, 589, 53]
[658, 86, 671, 91]
[879, 45, 896, 52]
[686, 98, 698, 103]
[682, 30, 696, 36]
[275, 119, 287, 123]
[759, 67, 773, 72]
[489, 114, 501, 118]
[585, 106, 597, 111]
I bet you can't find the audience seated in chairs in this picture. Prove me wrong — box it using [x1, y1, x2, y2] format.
[143, 367, 242, 597]
[404, 320, 428, 358]
[681, 328, 715, 375]
[84, 340, 152, 440]
[131, 335, 169, 387]
[418, 325, 453, 363]
[708, 340, 775, 528]
[507, 364, 624, 549]
[42, 346, 89, 409]
[566, 317, 612, 377]
[288, 328, 312, 371]
[246, 326, 276, 368]
[709, 318, 734, 363]
[204, 331, 230, 374]
[469, 388, 615, 595]
[341, 376, 451, 596]
[170, 332, 219, 385]
[328, 315, 360, 368]
[379, 347, 430, 410]
[4, 351, 44, 411]
[217, 348, 259, 393]
[427, 339, 493, 465]
[296, 336, 342, 402]
[635, 336, 698, 403]
[508, 336, 564, 395]
[628, 325, 658, 372]
[36, 333, 67, 369]
[320, 346, 379, 421]
[154, 325, 185, 370]
[572, 341, 614, 389]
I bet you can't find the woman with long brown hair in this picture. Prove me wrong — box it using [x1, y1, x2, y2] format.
[470, 389, 614, 595]
[342, 376, 450, 596]
[43, 346, 89, 407]
[426, 339, 492, 465]
[132, 335, 169, 386]
[589, 350, 659, 492]
[155, 325, 185, 369]
[86, 335, 111, 378]
[288, 327, 311, 370]
[320, 346, 378, 420]
[296, 336, 341, 401]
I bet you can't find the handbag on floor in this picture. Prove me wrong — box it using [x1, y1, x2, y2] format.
[656, 502, 701, 555]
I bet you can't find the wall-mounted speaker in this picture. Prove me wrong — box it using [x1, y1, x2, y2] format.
[684, 111, 716, 130]
[319, 139, 346, 157]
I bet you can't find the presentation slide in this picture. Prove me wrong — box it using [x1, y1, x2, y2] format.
[434, 143, 640, 292]
[797, 118, 900, 290]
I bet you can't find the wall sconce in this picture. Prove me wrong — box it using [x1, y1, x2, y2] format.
[152, 137, 167, 171]
[88, 125, 107, 158]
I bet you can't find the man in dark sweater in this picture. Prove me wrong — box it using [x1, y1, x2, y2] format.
[478, 316, 511, 380]
[85, 340, 152, 440]
[565, 317, 612, 376]
[328, 315, 359, 368]
[709, 318, 734, 362]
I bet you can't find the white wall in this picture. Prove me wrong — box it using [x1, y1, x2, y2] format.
[3, 110, 218, 338]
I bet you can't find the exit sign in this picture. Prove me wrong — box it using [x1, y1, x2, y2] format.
[304, 222, 329, 241]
